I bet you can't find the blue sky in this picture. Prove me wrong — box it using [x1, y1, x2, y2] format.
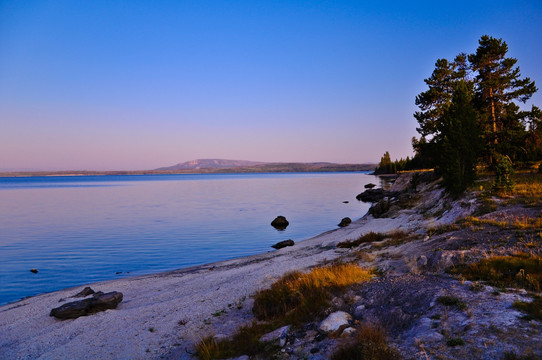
[1, 0, 541, 170]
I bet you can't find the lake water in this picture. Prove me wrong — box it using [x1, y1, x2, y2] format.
[0, 172, 377, 305]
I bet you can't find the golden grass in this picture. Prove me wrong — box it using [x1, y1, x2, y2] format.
[448, 253, 542, 291]
[253, 263, 372, 324]
[330, 323, 402, 360]
[195, 322, 276, 360]
[511, 173, 542, 206]
[196, 263, 373, 359]
[462, 214, 542, 231]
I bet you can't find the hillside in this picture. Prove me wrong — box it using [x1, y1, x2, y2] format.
[155, 159, 266, 171]
[156, 159, 376, 173]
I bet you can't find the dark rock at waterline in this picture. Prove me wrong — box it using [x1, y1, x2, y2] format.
[272, 239, 295, 249]
[73, 287, 95, 298]
[364, 183, 376, 189]
[356, 188, 385, 202]
[356, 189, 400, 203]
[342, 201, 349, 204]
[30, 268, 38, 274]
[338, 217, 352, 227]
[50, 291, 123, 319]
[271, 216, 289, 230]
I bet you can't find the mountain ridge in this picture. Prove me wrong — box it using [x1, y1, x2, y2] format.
[155, 159, 376, 172]
[155, 159, 266, 171]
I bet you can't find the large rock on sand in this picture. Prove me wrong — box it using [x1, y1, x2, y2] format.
[271, 216, 289, 230]
[50, 291, 123, 319]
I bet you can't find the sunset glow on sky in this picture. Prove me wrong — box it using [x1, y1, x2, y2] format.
[1, 1, 541, 171]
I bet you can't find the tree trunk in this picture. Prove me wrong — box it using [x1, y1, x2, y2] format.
[490, 87, 497, 144]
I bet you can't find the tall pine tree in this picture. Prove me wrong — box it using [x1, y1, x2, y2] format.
[468, 35, 538, 162]
[436, 81, 482, 194]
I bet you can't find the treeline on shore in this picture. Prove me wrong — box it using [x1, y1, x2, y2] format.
[375, 35, 541, 194]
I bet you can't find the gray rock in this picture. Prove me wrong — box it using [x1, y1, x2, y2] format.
[259, 325, 290, 347]
[364, 183, 376, 189]
[271, 216, 289, 230]
[73, 287, 95, 298]
[341, 327, 357, 337]
[50, 291, 123, 319]
[319, 311, 352, 333]
[354, 304, 366, 318]
[417, 255, 428, 268]
[272, 239, 295, 249]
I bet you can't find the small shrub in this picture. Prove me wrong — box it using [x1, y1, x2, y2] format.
[512, 296, 542, 321]
[195, 322, 277, 360]
[437, 295, 467, 310]
[446, 337, 465, 347]
[469, 282, 485, 292]
[337, 232, 387, 248]
[331, 323, 402, 360]
[494, 156, 515, 193]
[448, 254, 542, 291]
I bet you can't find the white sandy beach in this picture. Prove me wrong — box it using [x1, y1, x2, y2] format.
[0, 208, 426, 360]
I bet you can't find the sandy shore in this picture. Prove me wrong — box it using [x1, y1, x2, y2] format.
[0, 205, 425, 360]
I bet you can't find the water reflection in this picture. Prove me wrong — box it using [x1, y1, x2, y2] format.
[0, 172, 377, 305]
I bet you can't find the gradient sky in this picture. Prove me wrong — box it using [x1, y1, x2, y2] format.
[1, 1, 541, 171]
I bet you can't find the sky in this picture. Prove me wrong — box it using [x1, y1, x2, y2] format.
[1, 1, 541, 171]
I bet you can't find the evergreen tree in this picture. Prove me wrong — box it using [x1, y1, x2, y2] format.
[436, 81, 482, 194]
[414, 54, 468, 138]
[413, 54, 468, 165]
[524, 105, 542, 160]
[468, 35, 538, 162]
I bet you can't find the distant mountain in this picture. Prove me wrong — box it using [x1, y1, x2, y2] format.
[155, 159, 376, 173]
[155, 159, 267, 171]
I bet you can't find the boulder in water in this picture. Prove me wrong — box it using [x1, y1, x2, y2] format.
[271, 216, 289, 230]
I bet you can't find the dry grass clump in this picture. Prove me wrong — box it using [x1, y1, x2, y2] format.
[195, 322, 277, 360]
[330, 323, 402, 360]
[437, 295, 467, 310]
[511, 173, 542, 206]
[512, 296, 542, 321]
[372, 230, 416, 250]
[427, 223, 461, 236]
[503, 350, 540, 360]
[252, 263, 372, 324]
[337, 231, 415, 250]
[196, 263, 373, 359]
[461, 214, 542, 231]
[337, 232, 387, 248]
[448, 253, 542, 291]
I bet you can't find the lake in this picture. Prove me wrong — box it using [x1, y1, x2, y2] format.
[0, 172, 377, 305]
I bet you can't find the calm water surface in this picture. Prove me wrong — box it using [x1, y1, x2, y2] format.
[0, 172, 377, 305]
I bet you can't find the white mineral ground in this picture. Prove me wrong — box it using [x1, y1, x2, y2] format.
[0, 174, 467, 360]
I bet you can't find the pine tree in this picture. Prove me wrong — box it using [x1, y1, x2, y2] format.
[468, 35, 538, 162]
[414, 54, 468, 138]
[436, 81, 482, 194]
